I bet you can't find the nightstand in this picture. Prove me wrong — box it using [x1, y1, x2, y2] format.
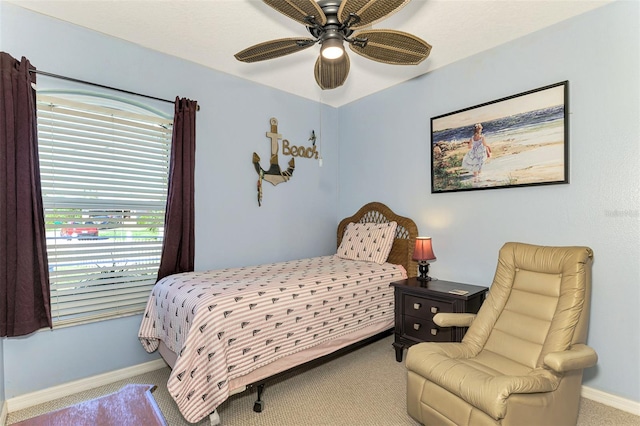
[390, 278, 488, 362]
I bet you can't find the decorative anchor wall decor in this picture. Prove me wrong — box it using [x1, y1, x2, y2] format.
[253, 117, 295, 206]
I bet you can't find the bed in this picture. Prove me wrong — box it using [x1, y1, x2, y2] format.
[138, 202, 418, 424]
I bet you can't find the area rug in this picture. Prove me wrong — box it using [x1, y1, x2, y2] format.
[12, 384, 167, 426]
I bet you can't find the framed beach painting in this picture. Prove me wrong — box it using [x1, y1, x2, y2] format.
[431, 81, 569, 193]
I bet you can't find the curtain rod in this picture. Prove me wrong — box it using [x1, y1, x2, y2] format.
[29, 69, 200, 111]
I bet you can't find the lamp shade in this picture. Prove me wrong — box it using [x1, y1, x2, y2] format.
[321, 36, 344, 60]
[413, 237, 436, 261]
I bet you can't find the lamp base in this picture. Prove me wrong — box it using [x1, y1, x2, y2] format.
[417, 262, 432, 281]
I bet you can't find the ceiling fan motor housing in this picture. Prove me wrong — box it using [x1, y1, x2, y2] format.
[308, 0, 354, 43]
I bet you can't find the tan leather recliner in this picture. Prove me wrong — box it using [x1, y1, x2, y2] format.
[406, 242, 597, 426]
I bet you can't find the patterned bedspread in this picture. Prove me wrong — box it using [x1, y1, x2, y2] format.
[138, 255, 406, 423]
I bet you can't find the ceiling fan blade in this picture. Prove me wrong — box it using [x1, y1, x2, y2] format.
[263, 0, 327, 27]
[349, 30, 431, 65]
[314, 52, 351, 90]
[338, 0, 410, 29]
[235, 38, 316, 63]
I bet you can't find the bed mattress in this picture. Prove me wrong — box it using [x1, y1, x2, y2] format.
[138, 255, 406, 423]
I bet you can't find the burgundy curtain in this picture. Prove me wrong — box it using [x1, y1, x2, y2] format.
[156, 97, 197, 282]
[0, 52, 52, 336]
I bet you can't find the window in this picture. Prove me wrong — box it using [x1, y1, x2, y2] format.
[36, 94, 173, 326]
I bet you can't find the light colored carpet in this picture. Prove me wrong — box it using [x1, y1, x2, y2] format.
[7, 335, 640, 425]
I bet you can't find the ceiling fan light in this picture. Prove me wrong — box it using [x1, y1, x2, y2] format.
[321, 38, 344, 60]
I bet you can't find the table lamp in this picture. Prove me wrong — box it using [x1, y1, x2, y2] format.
[413, 237, 436, 281]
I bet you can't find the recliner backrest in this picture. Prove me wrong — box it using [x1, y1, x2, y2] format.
[461, 242, 594, 369]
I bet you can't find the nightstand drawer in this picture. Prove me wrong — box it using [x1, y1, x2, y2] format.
[391, 278, 488, 362]
[403, 315, 452, 342]
[403, 294, 452, 320]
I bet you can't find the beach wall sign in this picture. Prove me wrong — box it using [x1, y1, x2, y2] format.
[252, 117, 318, 206]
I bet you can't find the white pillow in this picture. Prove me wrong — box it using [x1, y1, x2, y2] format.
[337, 221, 398, 264]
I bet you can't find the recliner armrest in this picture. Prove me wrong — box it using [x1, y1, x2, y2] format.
[543, 344, 598, 373]
[433, 312, 476, 327]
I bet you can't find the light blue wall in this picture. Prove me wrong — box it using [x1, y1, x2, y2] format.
[338, 1, 639, 402]
[3, 317, 156, 395]
[0, 2, 339, 398]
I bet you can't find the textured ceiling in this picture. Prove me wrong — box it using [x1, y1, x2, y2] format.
[7, 0, 613, 107]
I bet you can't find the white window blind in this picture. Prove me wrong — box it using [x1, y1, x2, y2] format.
[36, 94, 173, 327]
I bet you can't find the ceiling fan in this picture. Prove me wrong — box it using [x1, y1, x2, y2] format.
[234, 0, 432, 90]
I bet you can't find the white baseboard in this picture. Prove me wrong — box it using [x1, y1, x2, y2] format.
[582, 386, 640, 416]
[6, 358, 166, 413]
[1, 400, 8, 426]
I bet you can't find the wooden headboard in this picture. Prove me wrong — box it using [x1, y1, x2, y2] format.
[337, 202, 419, 278]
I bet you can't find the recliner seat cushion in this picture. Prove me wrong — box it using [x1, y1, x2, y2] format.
[407, 343, 558, 419]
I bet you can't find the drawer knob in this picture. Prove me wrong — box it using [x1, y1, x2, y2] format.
[431, 328, 438, 336]
[413, 323, 421, 331]
[413, 303, 421, 310]
[430, 306, 438, 314]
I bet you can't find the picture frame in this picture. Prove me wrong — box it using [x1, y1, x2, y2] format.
[431, 81, 569, 193]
